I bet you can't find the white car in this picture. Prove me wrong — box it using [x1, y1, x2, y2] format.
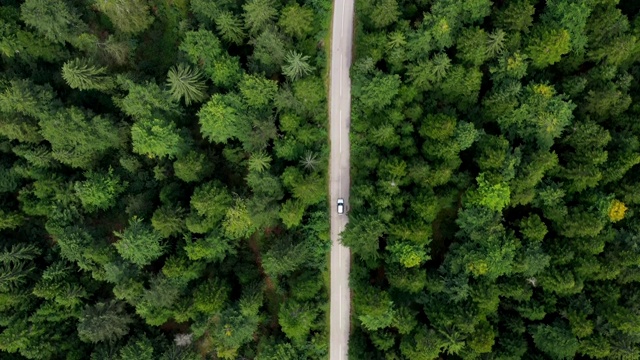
[337, 198, 345, 214]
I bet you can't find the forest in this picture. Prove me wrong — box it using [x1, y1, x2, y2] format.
[344, 0, 640, 359]
[0, 0, 332, 358]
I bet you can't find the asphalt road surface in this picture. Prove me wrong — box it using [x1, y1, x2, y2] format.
[328, 0, 354, 358]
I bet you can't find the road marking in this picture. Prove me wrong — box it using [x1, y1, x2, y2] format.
[340, 67, 342, 95]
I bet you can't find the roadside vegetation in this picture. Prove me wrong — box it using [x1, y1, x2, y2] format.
[0, 0, 332, 358]
[345, 0, 640, 358]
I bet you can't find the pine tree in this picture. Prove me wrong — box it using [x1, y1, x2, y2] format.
[283, 51, 315, 81]
[77, 300, 132, 343]
[166, 64, 207, 106]
[62, 58, 114, 91]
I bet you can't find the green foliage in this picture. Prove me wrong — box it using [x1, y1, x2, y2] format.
[131, 117, 188, 159]
[114, 217, 165, 266]
[193, 278, 229, 315]
[223, 198, 256, 239]
[180, 29, 243, 88]
[77, 301, 132, 343]
[62, 58, 114, 91]
[0, 0, 332, 358]
[39, 107, 124, 168]
[278, 4, 314, 39]
[20, 0, 84, 43]
[75, 168, 126, 212]
[283, 51, 315, 81]
[239, 74, 278, 108]
[119, 336, 154, 360]
[530, 322, 580, 360]
[166, 64, 208, 105]
[243, 0, 278, 35]
[526, 27, 572, 68]
[151, 205, 185, 238]
[216, 11, 246, 45]
[468, 173, 511, 212]
[278, 300, 317, 343]
[198, 94, 250, 144]
[173, 150, 209, 182]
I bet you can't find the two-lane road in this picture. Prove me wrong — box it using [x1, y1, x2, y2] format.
[329, 0, 354, 358]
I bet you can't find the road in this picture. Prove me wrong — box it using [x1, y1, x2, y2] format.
[328, 0, 354, 358]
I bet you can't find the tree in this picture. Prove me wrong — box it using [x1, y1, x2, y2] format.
[278, 4, 314, 39]
[131, 117, 188, 159]
[190, 181, 234, 224]
[387, 241, 429, 268]
[494, 0, 535, 32]
[117, 80, 181, 121]
[119, 336, 154, 360]
[62, 58, 114, 91]
[526, 27, 571, 68]
[243, 0, 278, 35]
[198, 94, 251, 144]
[151, 205, 186, 238]
[166, 64, 207, 106]
[283, 51, 315, 81]
[467, 173, 511, 212]
[77, 301, 132, 343]
[530, 322, 580, 360]
[75, 168, 126, 212]
[20, 0, 84, 43]
[355, 73, 401, 113]
[223, 199, 256, 239]
[355, 287, 395, 331]
[216, 11, 245, 45]
[608, 199, 627, 222]
[180, 29, 243, 88]
[95, 0, 154, 34]
[114, 217, 165, 266]
[456, 27, 489, 66]
[279, 300, 317, 343]
[370, 0, 400, 29]
[239, 74, 278, 108]
[249, 28, 288, 75]
[193, 278, 229, 315]
[39, 107, 124, 168]
[173, 150, 209, 183]
[341, 215, 385, 262]
[248, 152, 272, 173]
[486, 29, 506, 57]
[279, 199, 306, 229]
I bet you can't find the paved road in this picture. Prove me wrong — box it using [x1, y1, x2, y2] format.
[328, 0, 354, 358]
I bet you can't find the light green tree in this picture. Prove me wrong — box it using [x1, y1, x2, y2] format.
[131, 117, 187, 159]
[173, 150, 209, 182]
[62, 58, 114, 91]
[114, 217, 165, 266]
[526, 27, 571, 68]
[75, 168, 126, 212]
[166, 64, 207, 105]
[216, 11, 246, 44]
[278, 4, 313, 39]
[95, 0, 154, 34]
[243, 0, 278, 35]
[198, 94, 251, 144]
[283, 51, 315, 81]
[223, 199, 255, 239]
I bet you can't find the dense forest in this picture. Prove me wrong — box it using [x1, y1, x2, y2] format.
[345, 0, 640, 359]
[0, 0, 332, 358]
